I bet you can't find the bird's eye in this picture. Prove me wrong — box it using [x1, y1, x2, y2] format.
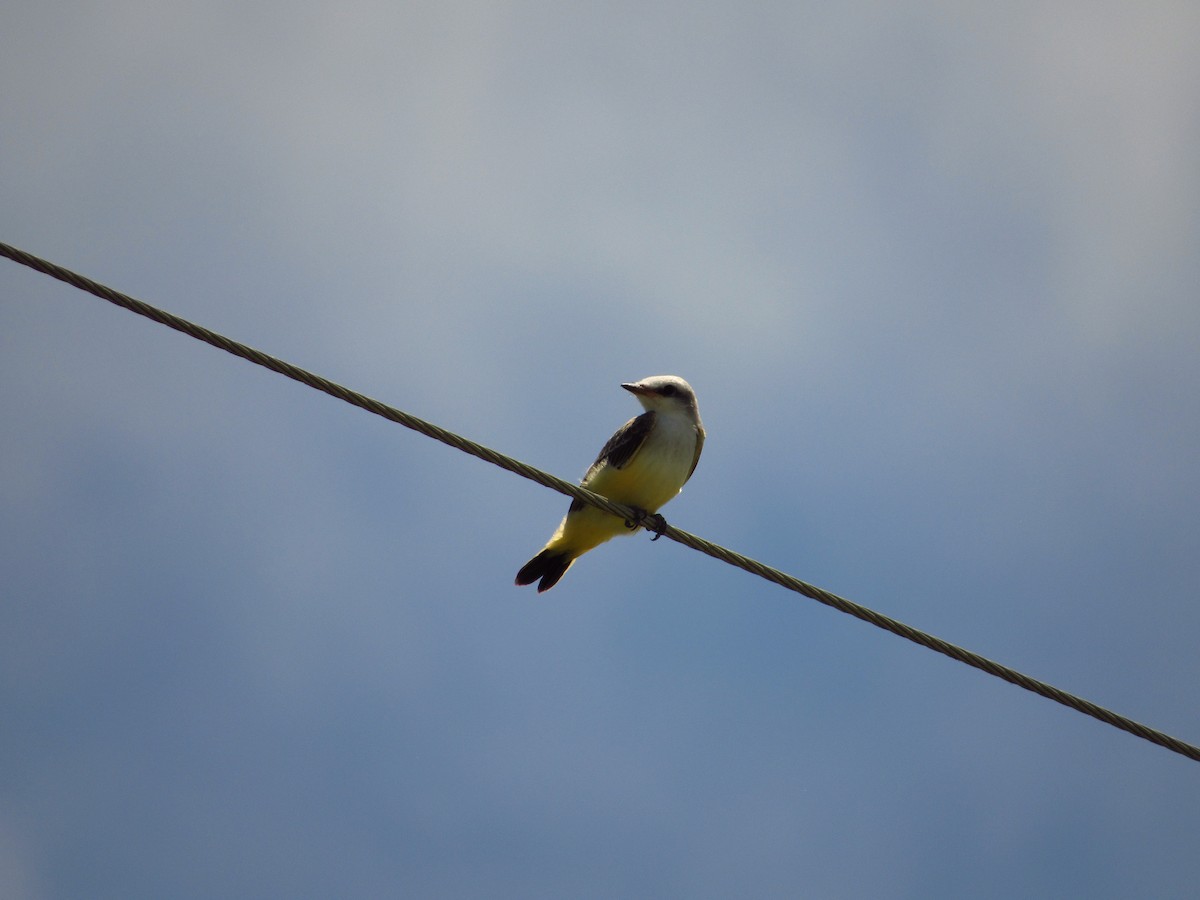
[661, 384, 677, 397]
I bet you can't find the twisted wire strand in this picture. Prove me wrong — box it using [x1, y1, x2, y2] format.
[0, 243, 628, 519]
[4, 240, 1197, 764]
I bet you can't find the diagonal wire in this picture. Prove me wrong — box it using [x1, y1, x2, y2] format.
[3, 240, 1198, 764]
[0, 243, 629, 519]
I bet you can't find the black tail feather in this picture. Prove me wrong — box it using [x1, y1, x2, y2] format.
[515, 549, 573, 592]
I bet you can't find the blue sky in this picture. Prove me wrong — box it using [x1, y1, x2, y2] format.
[3, 2, 1199, 897]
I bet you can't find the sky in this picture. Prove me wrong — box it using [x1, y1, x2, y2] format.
[2, 2, 1199, 897]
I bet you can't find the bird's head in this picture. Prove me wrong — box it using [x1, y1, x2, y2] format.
[621, 375, 700, 419]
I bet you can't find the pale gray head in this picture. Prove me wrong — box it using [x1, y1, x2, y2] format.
[621, 375, 700, 420]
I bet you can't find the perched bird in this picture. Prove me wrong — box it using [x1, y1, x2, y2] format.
[515, 375, 705, 592]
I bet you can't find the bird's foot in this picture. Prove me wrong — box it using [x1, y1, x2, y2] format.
[646, 513, 668, 540]
[625, 508, 669, 540]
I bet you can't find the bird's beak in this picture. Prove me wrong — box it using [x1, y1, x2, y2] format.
[621, 382, 650, 396]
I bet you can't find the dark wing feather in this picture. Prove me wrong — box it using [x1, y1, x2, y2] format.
[593, 411, 656, 472]
[567, 411, 656, 513]
[685, 423, 705, 483]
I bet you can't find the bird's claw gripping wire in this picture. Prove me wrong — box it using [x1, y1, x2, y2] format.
[625, 508, 669, 540]
[646, 514, 668, 540]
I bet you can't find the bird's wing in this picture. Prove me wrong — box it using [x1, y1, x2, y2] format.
[685, 424, 705, 483]
[565, 412, 656, 514]
[586, 411, 656, 476]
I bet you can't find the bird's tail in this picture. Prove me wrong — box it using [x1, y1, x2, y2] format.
[515, 549, 574, 592]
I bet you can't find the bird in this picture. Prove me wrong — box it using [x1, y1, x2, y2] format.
[515, 375, 705, 592]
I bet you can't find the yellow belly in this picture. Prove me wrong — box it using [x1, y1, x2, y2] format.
[545, 436, 693, 557]
[545, 503, 637, 556]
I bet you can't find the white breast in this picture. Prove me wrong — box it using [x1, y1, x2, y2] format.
[615, 411, 698, 511]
